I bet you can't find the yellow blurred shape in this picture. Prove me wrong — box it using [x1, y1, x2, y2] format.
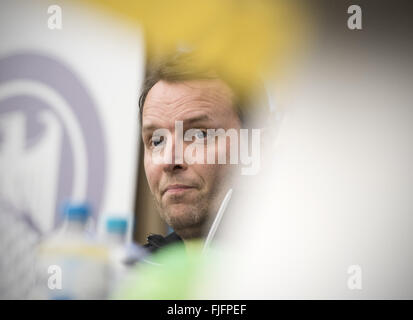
[83, 0, 306, 92]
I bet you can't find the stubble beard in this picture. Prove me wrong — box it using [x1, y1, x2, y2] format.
[156, 192, 211, 240]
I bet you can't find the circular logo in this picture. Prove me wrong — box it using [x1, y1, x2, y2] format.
[0, 52, 106, 232]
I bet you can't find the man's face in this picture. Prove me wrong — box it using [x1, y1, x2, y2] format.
[142, 79, 241, 239]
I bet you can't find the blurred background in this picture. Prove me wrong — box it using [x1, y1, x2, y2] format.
[0, 0, 412, 299]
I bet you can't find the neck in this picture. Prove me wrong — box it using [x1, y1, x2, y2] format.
[174, 225, 207, 242]
[173, 214, 216, 241]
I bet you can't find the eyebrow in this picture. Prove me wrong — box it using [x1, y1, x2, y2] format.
[142, 114, 213, 133]
[183, 114, 212, 126]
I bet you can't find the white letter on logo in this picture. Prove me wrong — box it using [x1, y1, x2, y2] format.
[240, 129, 261, 175]
[174, 121, 184, 165]
[347, 265, 362, 290]
[184, 129, 205, 164]
[151, 128, 172, 165]
[48, 265, 62, 290]
[48, 5, 62, 30]
[347, 5, 362, 30]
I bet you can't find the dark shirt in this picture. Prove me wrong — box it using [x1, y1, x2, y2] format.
[143, 232, 182, 254]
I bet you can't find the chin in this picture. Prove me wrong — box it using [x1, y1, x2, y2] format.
[163, 203, 207, 233]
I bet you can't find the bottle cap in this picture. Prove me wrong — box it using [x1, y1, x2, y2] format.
[106, 217, 128, 234]
[63, 202, 90, 222]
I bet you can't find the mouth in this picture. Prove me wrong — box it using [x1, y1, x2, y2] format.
[162, 184, 196, 196]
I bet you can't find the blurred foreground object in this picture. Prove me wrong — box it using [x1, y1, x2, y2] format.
[114, 241, 205, 300]
[84, 0, 307, 92]
[33, 205, 147, 299]
[33, 203, 109, 299]
[197, 1, 413, 299]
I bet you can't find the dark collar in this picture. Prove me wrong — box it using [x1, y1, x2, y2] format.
[143, 232, 182, 253]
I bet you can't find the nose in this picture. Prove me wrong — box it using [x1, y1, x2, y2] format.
[162, 131, 188, 173]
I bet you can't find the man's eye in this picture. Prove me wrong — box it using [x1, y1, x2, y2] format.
[151, 136, 165, 147]
[194, 130, 208, 140]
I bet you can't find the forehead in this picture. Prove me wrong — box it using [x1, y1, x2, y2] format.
[142, 79, 237, 129]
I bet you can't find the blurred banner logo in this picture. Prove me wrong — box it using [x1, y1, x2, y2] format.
[0, 53, 106, 234]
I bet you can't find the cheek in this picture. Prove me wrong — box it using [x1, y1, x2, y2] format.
[191, 163, 225, 190]
[144, 152, 160, 193]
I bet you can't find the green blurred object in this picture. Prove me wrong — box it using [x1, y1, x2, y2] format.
[113, 240, 206, 299]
